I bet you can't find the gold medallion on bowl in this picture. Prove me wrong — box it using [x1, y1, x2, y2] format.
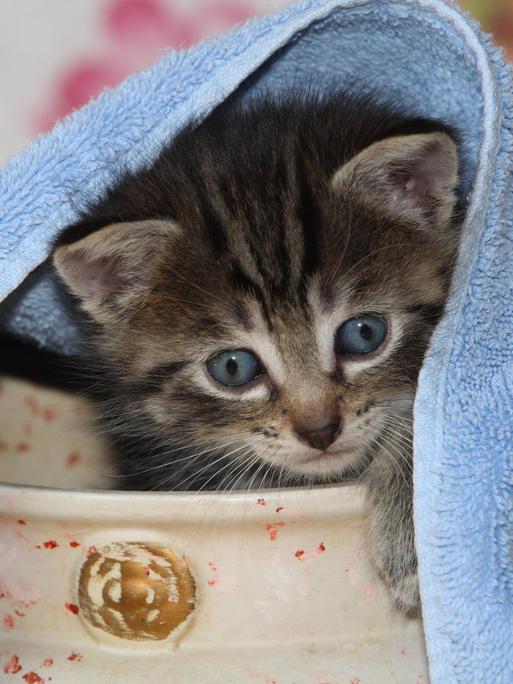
[78, 542, 196, 640]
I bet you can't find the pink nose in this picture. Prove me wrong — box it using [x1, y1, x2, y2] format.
[297, 421, 341, 451]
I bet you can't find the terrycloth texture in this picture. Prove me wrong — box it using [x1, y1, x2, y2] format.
[0, 0, 512, 680]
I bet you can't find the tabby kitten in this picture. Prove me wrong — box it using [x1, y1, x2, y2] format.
[53, 93, 462, 617]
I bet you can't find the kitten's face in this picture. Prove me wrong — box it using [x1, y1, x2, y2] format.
[54, 103, 459, 489]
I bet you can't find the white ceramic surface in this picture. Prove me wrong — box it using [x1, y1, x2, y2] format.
[0, 378, 429, 683]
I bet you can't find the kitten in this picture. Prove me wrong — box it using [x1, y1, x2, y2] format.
[52, 92, 462, 617]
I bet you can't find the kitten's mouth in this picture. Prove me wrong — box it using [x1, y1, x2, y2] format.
[298, 445, 356, 464]
[288, 443, 366, 479]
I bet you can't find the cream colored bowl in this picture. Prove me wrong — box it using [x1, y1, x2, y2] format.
[0, 378, 429, 683]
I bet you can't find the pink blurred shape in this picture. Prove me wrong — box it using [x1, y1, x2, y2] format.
[34, 0, 256, 134]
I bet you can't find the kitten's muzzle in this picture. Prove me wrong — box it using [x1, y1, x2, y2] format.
[296, 420, 341, 451]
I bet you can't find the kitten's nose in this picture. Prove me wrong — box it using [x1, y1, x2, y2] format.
[297, 420, 341, 451]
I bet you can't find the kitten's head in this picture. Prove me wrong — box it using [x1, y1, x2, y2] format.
[53, 96, 461, 489]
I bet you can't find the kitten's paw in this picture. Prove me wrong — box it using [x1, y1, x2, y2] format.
[389, 573, 421, 619]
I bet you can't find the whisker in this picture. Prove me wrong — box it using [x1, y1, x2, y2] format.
[189, 445, 249, 493]
[151, 446, 238, 492]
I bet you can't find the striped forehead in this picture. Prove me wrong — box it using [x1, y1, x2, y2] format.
[193, 155, 325, 311]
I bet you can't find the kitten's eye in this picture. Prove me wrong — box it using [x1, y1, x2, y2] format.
[207, 350, 263, 387]
[336, 315, 387, 355]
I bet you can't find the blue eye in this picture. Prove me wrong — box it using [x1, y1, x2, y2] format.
[336, 315, 387, 355]
[208, 350, 263, 387]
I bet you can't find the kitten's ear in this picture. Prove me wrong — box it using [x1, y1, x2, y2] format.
[331, 132, 459, 228]
[53, 220, 177, 324]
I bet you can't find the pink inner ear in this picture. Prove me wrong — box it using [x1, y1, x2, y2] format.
[71, 252, 125, 302]
[390, 144, 449, 212]
[390, 168, 428, 210]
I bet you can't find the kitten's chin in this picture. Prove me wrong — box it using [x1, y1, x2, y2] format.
[288, 446, 367, 478]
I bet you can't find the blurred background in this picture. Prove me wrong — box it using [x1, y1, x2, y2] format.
[1, 0, 512, 165]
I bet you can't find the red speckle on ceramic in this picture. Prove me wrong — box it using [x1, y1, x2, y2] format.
[65, 451, 81, 467]
[3, 613, 15, 628]
[207, 561, 219, 587]
[3, 654, 22, 674]
[16, 442, 30, 453]
[14, 609, 25, 617]
[1, 586, 40, 613]
[22, 673, 45, 683]
[67, 652, 83, 662]
[43, 540, 59, 549]
[4, 587, 40, 609]
[350, 678, 361, 684]
[257, 498, 266, 506]
[294, 543, 327, 561]
[65, 603, 79, 615]
[69, 541, 80, 548]
[17, 519, 27, 525]
[266, 522, 285, 541]
[42, 407, 57, 422]
[204, 560, 236, 594]
[42, 659, 53, 667]
[24, 396, 39, 415]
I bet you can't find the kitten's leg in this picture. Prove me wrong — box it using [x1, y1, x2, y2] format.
[364, 442, 420, 618]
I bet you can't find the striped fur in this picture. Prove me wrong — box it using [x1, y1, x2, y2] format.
[53, 92, 464, 615]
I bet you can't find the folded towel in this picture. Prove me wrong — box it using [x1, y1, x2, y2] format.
[1, 0, 512, 681]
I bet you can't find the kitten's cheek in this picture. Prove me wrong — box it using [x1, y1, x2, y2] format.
[141, 398, 171, 426]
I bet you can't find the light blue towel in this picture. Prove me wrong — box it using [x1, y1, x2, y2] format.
[1, 0, 512, 681]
